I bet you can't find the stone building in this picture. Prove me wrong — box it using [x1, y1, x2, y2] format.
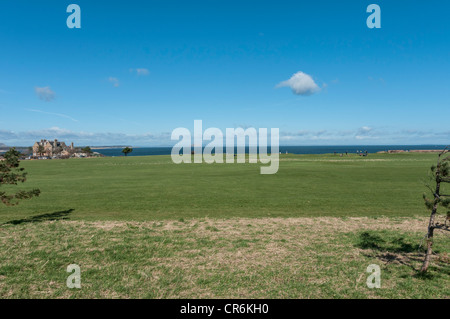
[32, 139, 74, 157]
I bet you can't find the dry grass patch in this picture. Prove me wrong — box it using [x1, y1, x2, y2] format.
[0, 217, 448, 299]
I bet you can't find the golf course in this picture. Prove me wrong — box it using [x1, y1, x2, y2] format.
[0, 152, 449, 298]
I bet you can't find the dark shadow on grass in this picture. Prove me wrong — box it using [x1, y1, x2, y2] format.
[356, 231, 424, 271]
[357, 231, 420, 253]
[2, 209, 74, 226]
[358, 232, 385, 250]
[357, 231, 450, 278]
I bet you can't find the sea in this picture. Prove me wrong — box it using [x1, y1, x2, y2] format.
[94, 145, 448, 157]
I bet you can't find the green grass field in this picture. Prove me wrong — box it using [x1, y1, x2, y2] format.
[0, 152, 448, 298]
[0, 152, 443, 222]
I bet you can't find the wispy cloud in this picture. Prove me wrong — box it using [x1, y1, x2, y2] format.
[108, 77, 120, 87]
[276, 71, 320, 96]
[279, 126, 450, 144]
[1, 126, 449, 147]
[130, 68, 150, 76]
[0, 127, 172, 146]
[368, 76, 385, 84]
[25, 108, 78, 122]
[35, 86, 55, 101]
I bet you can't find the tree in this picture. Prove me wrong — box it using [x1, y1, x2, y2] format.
[122, 147, 133, 157]
[82, 146, 92, 156]
[37, 144, 45, 157]
[54, 146, 63, 156]
[0, 148, 40, 206]
[421, 146, 450, 272]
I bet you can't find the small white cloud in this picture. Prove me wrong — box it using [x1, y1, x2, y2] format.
[35, 86, 55, 101]
[277, 71, 320, 96]
[130, 68, 149, 76]
[355, 126, 375, 139]
[355, 135, 379, 140]
[108, 77, 120, 87]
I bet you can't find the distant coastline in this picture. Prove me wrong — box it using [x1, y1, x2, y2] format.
[90, 146, 130, 150]
[1, 144, 447, 156]
[377, 149, 444, 154]
[92, 145, 448, 157]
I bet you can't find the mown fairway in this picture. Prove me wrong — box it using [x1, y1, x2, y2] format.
[0, 152, 443, 222]
[1, 152, 448, 299]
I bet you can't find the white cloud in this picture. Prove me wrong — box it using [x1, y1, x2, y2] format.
[277, 126, 450, 144]
[359, 126, 372, 133]
[0, 127, 172, 146]
[1, 126, 450, 147]
[355, 135, 379, 140]
[130, 68, 150, 76]
[35, 86, 55, 101]
[108, 77, 120, 87]
[280, 127, 377, 143]
[277, 71, 320, 96]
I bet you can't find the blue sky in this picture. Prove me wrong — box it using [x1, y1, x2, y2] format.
[0, 0, 449, 146]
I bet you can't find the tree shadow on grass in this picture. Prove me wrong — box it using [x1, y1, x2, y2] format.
[358, 231, 418, 253]
[357, 231, 450, 279]
[356, 231, 424, 271]
[2, 209, 74, 226]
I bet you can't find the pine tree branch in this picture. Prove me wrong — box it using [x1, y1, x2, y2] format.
[433, 224, 450, 232]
